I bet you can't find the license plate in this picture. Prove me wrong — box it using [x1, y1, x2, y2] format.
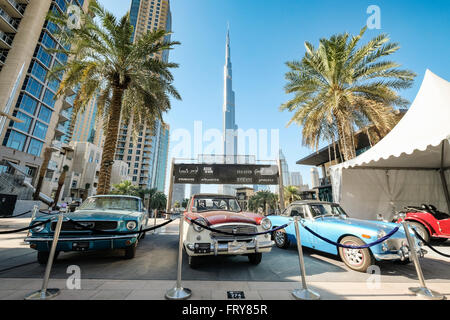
[227, 291, 246, 299]
[228, 241, 247, 254]
[72, 242, 90, 251]
[194, 243, 211, 254]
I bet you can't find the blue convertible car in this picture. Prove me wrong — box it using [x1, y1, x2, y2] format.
[27, 195, 149, 264]
[268, 201, 426, 272]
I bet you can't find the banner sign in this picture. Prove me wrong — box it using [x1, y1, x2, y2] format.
[173, 163, 279, 185]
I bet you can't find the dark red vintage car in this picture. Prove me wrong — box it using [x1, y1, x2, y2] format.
[394, 204, 450, 243]
[182, 194, 274, 268]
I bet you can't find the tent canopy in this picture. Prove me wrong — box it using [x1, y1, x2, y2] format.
[330, 70, 450, 220]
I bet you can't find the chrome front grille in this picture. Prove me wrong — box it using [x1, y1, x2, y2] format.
[210, 224, 258, 241]
[51, 221, 118, 232]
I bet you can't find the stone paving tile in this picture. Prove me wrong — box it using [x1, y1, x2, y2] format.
[96, 280, 147, 290]
[0, 289, 30, 300]
[258, 290, 296, 300]
[125, 289, 168, 300]
[53, 289, 98, 300]
[89, 289, 133, 300]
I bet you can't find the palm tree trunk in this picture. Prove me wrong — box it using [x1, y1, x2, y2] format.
[97, 86, 124, 195]
[33, 147, 53, 200]
[52, 169, 67, 209]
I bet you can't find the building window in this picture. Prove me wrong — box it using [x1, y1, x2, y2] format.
[42, 89, 56, 108]
[12, 111, 32, 133]
[38, 106, 52, 123]
[4, 130, 26, 151]
[35, 46, 52, 68]
[30, 61, 47, 83]
[28, 139, 43, 156]
[32, 121, 48, 140]
[24, 77, 43, 99]
[17, 94, 38, 115]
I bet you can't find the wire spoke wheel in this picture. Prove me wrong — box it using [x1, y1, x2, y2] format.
[338, 236, 373, 272]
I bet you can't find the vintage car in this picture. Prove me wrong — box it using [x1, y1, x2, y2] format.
[27, 195, 149, 264]
[183, 194, 274, 268]
[393, 204, 450, 243]
[268, 200, 426, 272]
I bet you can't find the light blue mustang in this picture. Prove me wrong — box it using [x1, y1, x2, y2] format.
[268, 201, 426, 272]
[27, 195, 149, 264]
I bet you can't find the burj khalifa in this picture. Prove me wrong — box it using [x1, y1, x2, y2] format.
[223, 27, 238, 159]
[220, 26, 239, 195]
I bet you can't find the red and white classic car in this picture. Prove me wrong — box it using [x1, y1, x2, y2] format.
[182, 194, 274, 268]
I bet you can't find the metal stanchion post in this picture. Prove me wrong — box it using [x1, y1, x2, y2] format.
[292, 216, 320, 300]
[22, 205, 38, 244]
[153, 209, 157, 234]
[25, 213, 64, 300]
[402, 221, 445, 300]
[165, 216, 191, 300]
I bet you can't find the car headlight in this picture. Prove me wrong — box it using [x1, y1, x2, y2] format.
[32, 222, 45, 233]
[193, 218, 207, 232]
[377, 229, 387, 239]
[261, 218, 272, 230]
[126, 221, 137, 231]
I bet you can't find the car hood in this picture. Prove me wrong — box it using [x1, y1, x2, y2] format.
[192, 211, 263, 225]
[318, 216, 401, 233]
[62, 209, 139, 220]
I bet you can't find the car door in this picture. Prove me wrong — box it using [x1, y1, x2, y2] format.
[437, 217, 450, 236]
[285, 205, 314, 248]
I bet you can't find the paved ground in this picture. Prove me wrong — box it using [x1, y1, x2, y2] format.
[0, 216, 449, 300]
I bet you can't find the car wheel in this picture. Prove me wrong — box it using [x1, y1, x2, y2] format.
[188, 255, 200, 269]
[408, 222, 430, 243]
[37, 251, 59, 265]
[248, 253, 262, 265]
[338, 236, 374, 272]
[273, 229, 290, 249]
[124, 244, 137, 259]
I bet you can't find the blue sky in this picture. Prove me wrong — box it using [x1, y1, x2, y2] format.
[100, 0, 450, 190]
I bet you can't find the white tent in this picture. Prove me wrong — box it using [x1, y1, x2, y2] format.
[330, 70, 450, 220]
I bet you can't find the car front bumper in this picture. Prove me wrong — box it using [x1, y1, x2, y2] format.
[185, 239, 274, 256]
[25, 234, 139, 252]
[373, 246, 427, 261]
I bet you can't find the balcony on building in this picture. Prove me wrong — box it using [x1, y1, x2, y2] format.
[0, 30, 13, 49]
[0, 7, 20, 33]
[0, 0, 26, 19]
[62, 95, 75, 110]
[142, 152, 150, 159]
[54, 123, 67, 136]
[58, 109, 70, 122]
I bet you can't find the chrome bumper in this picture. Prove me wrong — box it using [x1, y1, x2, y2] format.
[25, 234, 139, 242]
[186, 240, 274, 255]
[374, 246, 427, 261]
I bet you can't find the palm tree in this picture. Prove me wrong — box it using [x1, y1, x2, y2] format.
[52, 165, 69, 209]
[111, 180, 136, 196]
[150, 191, 167, 212]
[281, 26, 415, 161]
[284, 185, 301, 206]
[248, 191, 278, 215]
[47, 0, 181, 194]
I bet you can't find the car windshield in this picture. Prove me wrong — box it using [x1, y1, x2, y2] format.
[193, 197, 241, 213]
[309, 203, 347, 218]
[78, 197, 140, 211]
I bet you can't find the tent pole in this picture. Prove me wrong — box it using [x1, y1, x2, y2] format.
[439, 141, 450, 213]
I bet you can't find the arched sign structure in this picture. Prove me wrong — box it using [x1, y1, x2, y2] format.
[166, 157, 286, 213]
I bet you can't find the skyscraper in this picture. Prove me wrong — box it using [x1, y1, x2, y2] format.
[220, 26, 238, 196]
[0, 0, 89, 184]
[311, 167, 320, 188]
[223, 26, 238, 160]
[115, 0, 172, 192]
[279, 149, 290, 186]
